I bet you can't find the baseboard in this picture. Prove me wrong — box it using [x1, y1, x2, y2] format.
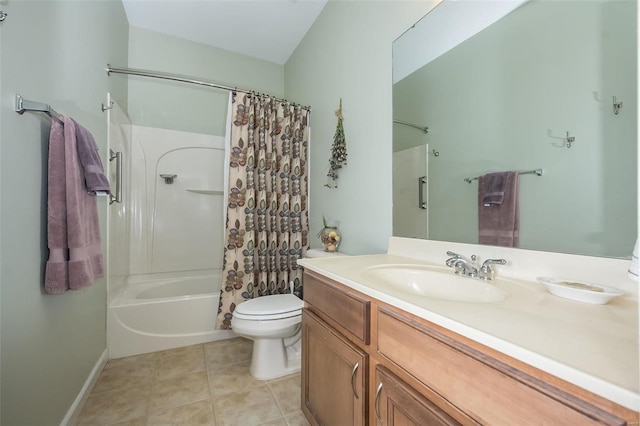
[60, 349, 108, 426]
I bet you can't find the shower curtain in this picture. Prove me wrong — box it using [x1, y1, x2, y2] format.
[216, 91, 310, 330]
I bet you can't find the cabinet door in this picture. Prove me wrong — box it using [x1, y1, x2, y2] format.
[302, 309, 367, 426]
[374, 366, 461, 426]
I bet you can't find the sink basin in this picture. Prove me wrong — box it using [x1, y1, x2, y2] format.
[362, 264, 506, 303]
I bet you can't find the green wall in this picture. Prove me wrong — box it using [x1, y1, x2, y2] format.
[393, 0, 637, 257]
[128, 26, 285, 136]
[0, 1, 129, 424]
[285, 1, 438, 254]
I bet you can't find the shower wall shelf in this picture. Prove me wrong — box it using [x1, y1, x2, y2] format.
[186, 189, 224, 196]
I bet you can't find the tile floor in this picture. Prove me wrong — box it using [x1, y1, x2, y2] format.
[76, 338, 310, 426]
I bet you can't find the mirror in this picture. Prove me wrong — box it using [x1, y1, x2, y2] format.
[392, 0, 637, 258]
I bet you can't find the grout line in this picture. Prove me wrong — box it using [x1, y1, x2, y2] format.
[206, 362, 219, 424]
[265, 380, 287, 419]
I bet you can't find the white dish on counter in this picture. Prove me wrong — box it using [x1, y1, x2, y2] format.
[536, 277, 624, 305]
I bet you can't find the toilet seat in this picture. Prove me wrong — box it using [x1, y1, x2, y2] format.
[233, 294, 303, 321]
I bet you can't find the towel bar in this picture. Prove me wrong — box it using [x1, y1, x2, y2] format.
[464, 168, 544, 183]
[14, 94, 63, 124]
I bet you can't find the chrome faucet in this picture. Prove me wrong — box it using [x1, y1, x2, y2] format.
[446, 251, 479, 278]
[478, 258, 507, 281]
[446, 251, 507, 281]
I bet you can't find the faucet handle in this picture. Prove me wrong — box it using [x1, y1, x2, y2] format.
[481, 258, 507, 270]
[446, 251, 464, 258]
[479, 258, 507, 277]
[445, 251, 464, 267]
[477, 258, 507, 281]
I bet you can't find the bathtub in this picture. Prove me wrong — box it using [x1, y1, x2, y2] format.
[107, 270, 235, 358]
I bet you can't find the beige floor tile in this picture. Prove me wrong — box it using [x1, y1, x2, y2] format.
[285, 411, 311, 426]
[76, 384, 149, 426]
[110, 416, 148, 426]
[147, 400, 216, 425]
[104, 352, 158, 372]
[268, 374, 301, 416]
[284, 412, 311, 426]
[204, 337, 252, 369]
[154, 344, 206, 381]
[92, 366, 154, 395]
[212, 386, 282, 426]
[78, 341, 304, 425]
[93, 354, 158, 394]
[258, 418, 288, 426]
[148, 371, 210, 413]
[207, 362, 265, 397]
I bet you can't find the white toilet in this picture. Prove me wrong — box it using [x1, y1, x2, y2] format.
[231, 248, 347, 380]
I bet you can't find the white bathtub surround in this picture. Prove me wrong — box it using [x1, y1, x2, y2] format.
[297, 237, 639, 411]
[108, 271, 235, 358]
[106, 113, 234, 358]
[127, 125, 226, 276]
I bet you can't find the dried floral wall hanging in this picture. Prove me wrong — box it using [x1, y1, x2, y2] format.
[325, 99, 347, 188]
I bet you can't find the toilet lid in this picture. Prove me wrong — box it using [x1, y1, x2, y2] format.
[234, 294, 303, 320]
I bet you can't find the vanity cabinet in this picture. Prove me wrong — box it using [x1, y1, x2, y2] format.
[301, 269, 638, 426]
[375, 366, 461, 426]
[301, 310, 367, 425]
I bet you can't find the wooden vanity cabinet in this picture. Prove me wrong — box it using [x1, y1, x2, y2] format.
[301, 310, 367, 425]
[301, 270, 638, 426]
[374, 366, 461, 426]
[302, 270, 371, 425]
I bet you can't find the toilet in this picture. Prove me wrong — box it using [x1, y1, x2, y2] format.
[231, 248, 347, 380]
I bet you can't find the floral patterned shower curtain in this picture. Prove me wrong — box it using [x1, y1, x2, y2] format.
[216, 91, 310, 330]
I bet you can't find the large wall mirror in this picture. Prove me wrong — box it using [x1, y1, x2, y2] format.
[392, 0, 637, 258]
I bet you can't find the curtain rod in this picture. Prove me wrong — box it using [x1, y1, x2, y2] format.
[106, 64, 311, 111]
[14, 94, 63, 124]
[464, 168, 544, 183]
[394, 119, 429, 134]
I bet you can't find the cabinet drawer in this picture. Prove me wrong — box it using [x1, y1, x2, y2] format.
[304, 270, 370, 344]
[377, 308, 626, 426]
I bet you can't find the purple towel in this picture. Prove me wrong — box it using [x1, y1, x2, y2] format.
[478, 171, 519, 248]
[73, 119, 110, 194]
[45, 121, 69, 294]
[44, 117, 104, 294]
[481, 172, 510, 206]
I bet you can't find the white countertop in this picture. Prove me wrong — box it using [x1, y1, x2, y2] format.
[298, 241, 639, 412]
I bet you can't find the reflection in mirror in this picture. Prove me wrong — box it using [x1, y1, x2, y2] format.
[392, 0, 637, 258]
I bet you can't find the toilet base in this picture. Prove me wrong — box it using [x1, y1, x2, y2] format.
[249, 333, 301, 380]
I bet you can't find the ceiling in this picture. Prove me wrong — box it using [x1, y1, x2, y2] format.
[122, 0, 328, 65]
